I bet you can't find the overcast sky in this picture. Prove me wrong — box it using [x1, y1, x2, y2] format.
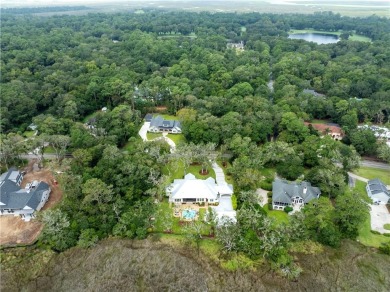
[2, 0, 389, 9]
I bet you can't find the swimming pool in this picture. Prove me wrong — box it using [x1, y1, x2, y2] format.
[182, 209, 197, 220]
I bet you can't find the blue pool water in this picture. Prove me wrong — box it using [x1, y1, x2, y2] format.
[182, 209, 197, 219]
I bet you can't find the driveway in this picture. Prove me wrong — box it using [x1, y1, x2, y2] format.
[212, 195, 236, 223]
[138, 122, 150, 141]
[370, 204, 390, 234]
[256, 188, 268, 207]
[212, 162, 227, 185]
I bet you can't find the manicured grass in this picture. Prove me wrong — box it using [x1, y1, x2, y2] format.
[384, 224, 390, 231]
[357, 216, 390, 248]
[44, 146, 56, 154]
[188, 164, 216, 180]
[154, 200, 182, 234]
[23, 131, 35, 138]
[258, 167, 276, 179]
[146, 132, 163, 140]
[353, 167, 390, 185]
[154, 200, 211, 235]
[289, 29, 371, 42]
[160, 114, 177, 121]
[163, 161, 216, 181]
[263, 204, 289, 224]
[167, 134, 186, 145]
[354, 180, 367, 196]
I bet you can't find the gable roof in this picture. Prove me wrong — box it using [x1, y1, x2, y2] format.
[0, 167, 22, 184]
[150, 115, 181, 130]
[272, 180, 321, 204]
[167, 173, 233, 200]
[367, 179, 389, 197]
[0, 169, 50, 211]
[144, 113, 153, 122]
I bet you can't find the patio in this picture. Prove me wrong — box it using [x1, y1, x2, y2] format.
[173, 204, 201, 221]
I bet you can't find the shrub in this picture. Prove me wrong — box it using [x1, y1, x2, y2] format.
[370, 230, 381, 235]
[284, 206, 293, 213]
[268, 197, 273, 204]
[268, 203, 273, 210]
[383, 233, 390, 237]
[379, 242, 390, 255]
[231, 194, 237, 210]
[260, 181, 272, 191]
[267, 191, 273, 198]
[384, 224, 390, 230]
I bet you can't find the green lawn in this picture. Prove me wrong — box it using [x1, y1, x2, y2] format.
[289, 29, 371, 42]
[23, 131, 35, 138]
[160, 114, 177, 121]
[357, 216, 390, 248]
[258, 167, 276, 179]
[163, 161, 216, 181]
[188, 164, 216, 180]
[44, 146, 56, 154]
[353, 167, 390, 185]
[384, 224, 390, 231]
[154, 200, 211, 235]
[354, 180, 367, 196]
[146, 132, 163, 140]
[154, 200, 182, 234]
[167, 134, 186, 145]
[263, 204, 289, 224]
[354, 181, 390, 248]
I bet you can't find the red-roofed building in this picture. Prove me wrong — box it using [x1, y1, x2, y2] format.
[304, 122, 344, 140]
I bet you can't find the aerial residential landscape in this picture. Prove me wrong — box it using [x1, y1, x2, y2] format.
[0, 1, 390, 291]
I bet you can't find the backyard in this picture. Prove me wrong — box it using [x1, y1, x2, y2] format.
[154, 200, 212, 235]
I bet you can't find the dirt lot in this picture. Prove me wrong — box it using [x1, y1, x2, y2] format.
[0, 160, 63, 247]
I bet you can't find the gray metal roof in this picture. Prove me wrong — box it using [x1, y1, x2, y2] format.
[367, 179, 389, 196]
[0, 169, 50, 211]
[272, 180, 321, 204]
[150, 115, 181, 130]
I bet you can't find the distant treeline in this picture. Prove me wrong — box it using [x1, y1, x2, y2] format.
[1, 6, 90, 14]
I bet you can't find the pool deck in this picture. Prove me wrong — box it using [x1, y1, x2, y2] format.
[174, 204, 202, 221]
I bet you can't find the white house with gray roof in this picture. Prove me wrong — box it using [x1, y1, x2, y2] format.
[272, 180, 321, 210]
[148, 115, 182, 134]
[366, 179, 390, 205]
[0, 168, 51, 221]
[166, 173, 233, 204]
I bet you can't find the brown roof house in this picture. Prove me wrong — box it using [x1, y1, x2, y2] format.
[304, 122, 344, 140]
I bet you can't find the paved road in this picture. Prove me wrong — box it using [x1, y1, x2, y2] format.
[20, 154, 57, 160]
[361, 160, 390, 170]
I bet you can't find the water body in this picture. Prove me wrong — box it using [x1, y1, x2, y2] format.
[288, 33, 339, 44]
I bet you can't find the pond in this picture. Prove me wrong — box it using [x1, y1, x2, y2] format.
[288, 33, 339, 44]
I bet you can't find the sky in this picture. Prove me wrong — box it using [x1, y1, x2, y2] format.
[2, 0, 389, 9]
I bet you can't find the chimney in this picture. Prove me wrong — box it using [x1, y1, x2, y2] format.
[303, 187, 307, 195]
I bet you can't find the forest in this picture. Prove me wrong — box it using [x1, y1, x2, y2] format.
[1, 9, 390, 284]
